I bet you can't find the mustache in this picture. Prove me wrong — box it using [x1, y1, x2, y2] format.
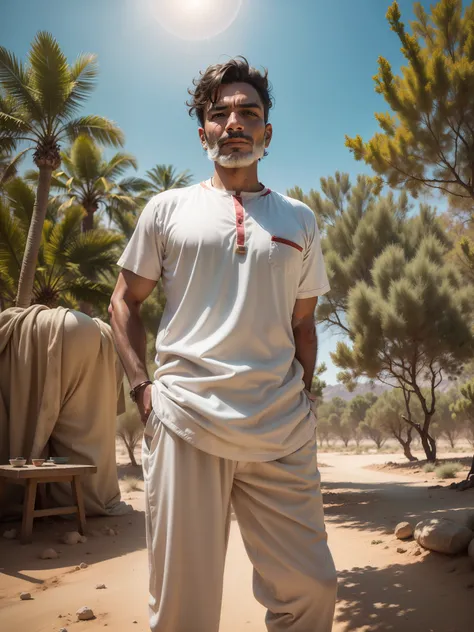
[218, 132, 253, 147]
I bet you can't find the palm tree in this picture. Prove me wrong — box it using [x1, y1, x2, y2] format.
[0, 32, 124, 307]
[0, 178, 122, 311]
[144, 164, 192, 195]
[27, 135, 142, 232]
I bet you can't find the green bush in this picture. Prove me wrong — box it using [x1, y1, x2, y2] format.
[423, 463, 436, 473]
[434, 462, 463, 479]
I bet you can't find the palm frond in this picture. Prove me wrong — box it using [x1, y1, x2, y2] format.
[145, 164, 192, 193]
[5, 177, 35, 228]
[0, 46, 41, 118]
[43, 205, 84, 266]
[101, 152, 138, 179]
[60, 53, 98, 120]
[61, 115, 124, 147]
[69, 134, 102, 181]
[0, 111, 33, 136]
[28, 31, 70, 121]
[67, 229, 122, 276]
[0, 146, 30, 188]
[0, 198, 24, 280]
[0, 259, 16, 305]
[117, 176, 149, 193]
[62, 276, 113, 307]
[113, 210, 137, 239]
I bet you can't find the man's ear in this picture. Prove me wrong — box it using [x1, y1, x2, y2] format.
[264, 123, 273, 148]
[198, 128, 207, 150]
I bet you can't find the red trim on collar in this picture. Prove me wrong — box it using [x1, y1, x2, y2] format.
[260, 188, 272, 197]
[233, 196, 246, 254]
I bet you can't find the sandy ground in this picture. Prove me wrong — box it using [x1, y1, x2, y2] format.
[1, 447, 473, 632]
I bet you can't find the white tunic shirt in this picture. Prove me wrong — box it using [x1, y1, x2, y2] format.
[117, 180, 330, 461]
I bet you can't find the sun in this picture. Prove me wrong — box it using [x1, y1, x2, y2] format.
[148, 0, 243, 41]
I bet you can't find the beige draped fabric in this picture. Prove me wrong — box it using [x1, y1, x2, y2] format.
[0, 305, 129, 518]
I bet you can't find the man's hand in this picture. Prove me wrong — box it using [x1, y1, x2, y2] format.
[136, 384, 153, 425]
[304, 388, 318, 415]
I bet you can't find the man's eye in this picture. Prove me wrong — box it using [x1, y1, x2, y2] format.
[243, 110, 257, 117]
[211, 112, 225, 120]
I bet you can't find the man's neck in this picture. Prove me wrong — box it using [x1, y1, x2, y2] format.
[211, 163, 263, 195]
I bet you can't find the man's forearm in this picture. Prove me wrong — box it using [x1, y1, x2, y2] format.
[109, 298, 149, 388]
[294, 326, 318, 391]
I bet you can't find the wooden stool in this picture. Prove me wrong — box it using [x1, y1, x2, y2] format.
[0, 464, 97, 544]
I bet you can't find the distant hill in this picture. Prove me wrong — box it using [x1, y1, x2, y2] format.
[322, 377, 459, 402]
[322, 382, 389, 401]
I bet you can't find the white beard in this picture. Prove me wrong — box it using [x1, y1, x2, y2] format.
[206, 138, 265, 168]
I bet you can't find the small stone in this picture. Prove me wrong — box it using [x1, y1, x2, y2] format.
[39, 548, 59, 560]
[62, 531, 86, 545]
[395, 522, 414, 540]
[79, 562, 88, 569]
[397, 547, 407, 554]
[3, 528, 17, 540]
[88, 529, 102, 537]
[413, 548, 422, 556]
[102, 527, 116, 536]
[96, 583, 106, 589]
[371, 539, 383, 545]
[59, 628, 68, 632]
[58, 614, 63, 618]
[76, 606, 95, 621]
[133, 622, 137, 624]
[75, 566, 81, 571]
[20, 592, 32, 600]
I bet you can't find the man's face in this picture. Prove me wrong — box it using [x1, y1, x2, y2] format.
[199, 82, 272, 168]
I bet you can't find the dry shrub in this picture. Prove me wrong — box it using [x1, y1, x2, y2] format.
[122, 475, 142, 493]
[435, 462, 463, 479]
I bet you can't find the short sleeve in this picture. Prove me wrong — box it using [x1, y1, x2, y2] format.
[297, 214, 330, 299]
[117, 197, 163, 281]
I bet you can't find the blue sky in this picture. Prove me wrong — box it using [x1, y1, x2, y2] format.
[1, 0, 433, 384]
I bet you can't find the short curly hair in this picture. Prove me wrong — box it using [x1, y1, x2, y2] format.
[187, 57, 273, 127]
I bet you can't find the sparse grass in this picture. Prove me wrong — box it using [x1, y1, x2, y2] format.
[122, 475, 142, 493]
[434, 462, 463, 479]
[422, 463, 436, 473]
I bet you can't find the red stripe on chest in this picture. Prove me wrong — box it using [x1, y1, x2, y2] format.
[271, 236, 303, 252]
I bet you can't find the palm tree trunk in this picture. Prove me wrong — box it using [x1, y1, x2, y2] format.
[82, 205, 96, 232]
[16, 166, 53, 308]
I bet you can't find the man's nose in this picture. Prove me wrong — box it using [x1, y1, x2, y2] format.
[225, 111, 244, 132]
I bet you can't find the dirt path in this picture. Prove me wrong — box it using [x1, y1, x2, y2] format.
[1, 452, 473, 632]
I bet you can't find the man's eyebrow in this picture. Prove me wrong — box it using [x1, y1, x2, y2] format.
[208, 102, 263, 112]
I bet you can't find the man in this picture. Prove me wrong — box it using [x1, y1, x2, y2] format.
[109, 57, 337, 632]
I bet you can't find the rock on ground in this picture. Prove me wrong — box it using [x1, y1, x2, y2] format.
[414, 518, 474, 555]
[76, 606, 95, 621]
[395, 521, 414, 540]
[102, 527, 117, 536]
[20, 592, 32, 600]
[3, 528, 17, 540]
[468, 539, 474, 566]
[62, 531, 87, 545]
[39, 548, 59, 560]
[96, 583, 106, 589]
[79, 562, 88, 569]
